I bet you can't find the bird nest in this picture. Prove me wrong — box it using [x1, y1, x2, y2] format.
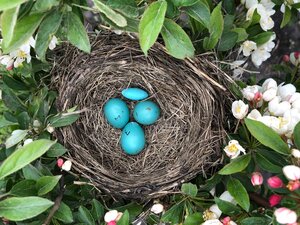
[51, 31, 232, 200]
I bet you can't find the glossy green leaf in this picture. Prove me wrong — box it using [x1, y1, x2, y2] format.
[181, 183, 198, 197]
[5, 130, 28, 148]
[0, 140, 55, 180]
[219, 154, 251, 175]
[218, 31, 238, 51]
[49, 111, 80, 127]
[232, 28, 248, 42]
[280, 6, 291, 28]
[161, 19, 195, 59]
[54, 202, 74, 224]
[161, 202, 184, 223]
[91, 199, 104, 221]
[10, 180, 37, 196]
[294, 122, 300, 149]
[172, 0, 198, 6]
[78, 206, 95, 225]
[2, 85, 27, 111]
[0, 0, 28, 10]
[203, 3, 224, 50]
[240, 217, 270, 225]
[93, 0, 127, 27]
[183, 212, 203, 225]
[223, 0, 236, 14]
[2, 13, 44, 53]
[107, 0, 138, 18]
[227, 178, 250, 211]
[64, 12, 91, 53]
[214, 197, 241, 216]
[0, 197, 53, 221]
[3, 75, 27, 91]
[1, 6, 19, 48]
[36, 175, 61, 196]
[184, 0, 210, 28]
[35, 10, 63, 61]
[245, 119, 290, 155]
[46, 143, 68, 157]
[22, 164, 42, 181]
[249, 32, 274, 45]
[138, 0, 167, 55]
[0, 118, 17, 128]
[256, 153, 282, 173]
[31, 0, 60, 13]
[117, 210, 129, 225]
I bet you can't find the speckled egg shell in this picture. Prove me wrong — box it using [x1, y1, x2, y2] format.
[121, 122, 145, 155]
[133, 100, 160, 125]
[122, 88, 149, 101]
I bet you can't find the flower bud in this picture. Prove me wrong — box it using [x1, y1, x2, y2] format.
[292, 149, 300, 158]
[287, 180, 300, 191]
[267, 176, 283, 188]
[57, 158, 64, 168]
[242, 85, 261, 101]
[47, 125, 55, 133]
[150, 203, 164, 214]
[23, 139, 33, 146]
[61, 160, 72, 171]
[274, 207, 297, 224]
[283, 54, 290, 62]
[231, 100, 249, 120]
[104, 210, 118, 223]
[116, 212, 123, 221]
[201, 219, 223, 225]
[283, 165, 300, 181]
[247, 109, 262, 120]
[290, 52, 300, 66]
[269, 194, 282, 207]
[251, 172, 263, 186]
[278, 84, 296, 101]
[33, 120, 41, 128]
[107, 221, 116, 225]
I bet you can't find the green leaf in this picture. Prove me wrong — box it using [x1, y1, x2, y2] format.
[203, 3, 224, 50]
[138, 0, 167, 55]
[78, 206, 95, 225]
[115, 202, 143, 220]
[0, 139, 55, 180]
[227, 178, 250, 211]
[3, 75, 27, 91]
[280, 6, 291, 28]
[10, 180, 37, 196]
[91, 199, 104, 221]
[64, 12, 91, 53]
[183, 212, 203, 225]
[218, 31, 238, 51]
[0, 197, 53, 221]
[232, 28, 248, 42]
[219, 154, 251, 175]
[49, 111, 80, 127]
[117, 210, 129, 225]
[245, 119, 290, 155]
[36, 175, 61, 196]
[294, 122, 300, 149]
[0, 0, 28, 10]
[35, 10, 63, 61]
[214, 197, 241, 216]
[172, 0, 198, 6]
[54, 202, 74, 224]
[161, 202, 184, 223]
[93, 0, 127, 27]
[0, 118, 18, 129]
[31, 0, 60, 13]
[2, 13, 44, 53]
[1, 6, 19, 48]
[2, 85, 27, 111]
[181, 183, 198, 197]
[256, 153, 282, 173]
[223, 0, 236, 15]
[161, 19, 195, 59]
[240, 217, 270, 225]
[184, 0, 210, 28]
[5, 130, 28, 148]
[106, 0, 138, 18]
[22, 164, 42, 181]
[249, 32, 273, 46]
[46, 143, 68, 157]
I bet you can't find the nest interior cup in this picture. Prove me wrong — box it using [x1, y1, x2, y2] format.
[52, 32, 230, 199]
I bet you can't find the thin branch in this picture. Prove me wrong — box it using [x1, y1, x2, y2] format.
[249, 192, 270, 209]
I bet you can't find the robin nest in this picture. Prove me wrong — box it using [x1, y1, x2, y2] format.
[51, 31, 232, 199]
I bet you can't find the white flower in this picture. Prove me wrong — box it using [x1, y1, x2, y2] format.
[201, 219, 222, 225]
[0, 55, 14, 70]
[274, 207, 298, 224]
[230, 60, 248, 78]
[291, 149, 300, 158]
[104, 210, 118, 223]
[288, 92, 300, 104]
[260, 15, 274, 31]
[240, 41, 257, 57]
[150, 203, 164, 214]
[242, 85, 261, 101]
[260, 0, 276, 12]
[9, 37, 35, 68]
[23, 139, 33, 146]
[208, 191, 236, 220]
[278, 83, 296, 101]
[62, 160, 72, 171]
[232, 100, 249, 119]
[224, 140, 246, 159]
[283, 165, 300, 181]
[247, 109, 262, 120]
[262, 78, 277, 90]
[293, 99, 300, 109]
[268, 97, 291, 116]
[262, 78, 278, 101]
[243, 0, 258, 9]
[290, 52, 300, 66]
[46, 125, 55, 133]
[251, 35, 276, 67]
[49, 36, 58, 50]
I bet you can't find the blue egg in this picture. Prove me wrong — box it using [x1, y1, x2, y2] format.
[121, 122, 145, 155]
[122, 88, 149, 101]
[103, 98, 130, 129]
[133, 101, 160, 125]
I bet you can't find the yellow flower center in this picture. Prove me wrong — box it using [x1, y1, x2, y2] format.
[228, 144, 238, 153]
[17, 50, 27, 58]
[236, 106, 241, 113]
[203, 209, 217, 220]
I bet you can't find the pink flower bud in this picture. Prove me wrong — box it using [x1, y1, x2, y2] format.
[287, 180, 300, 191]
[283, 54, 290, 62]
[251, 172, 263, 186]
[222, 216, 231, 225]
[57, 158, 64, 168]
[267, 176, 283, 188]
[253, 92, 263, 102]
[107, 221, 116, 225]
[274, 207, 297, 224]
[269, 194, 282, 207]
[104, 210, 118, 223]
[295, 51, 300, 59]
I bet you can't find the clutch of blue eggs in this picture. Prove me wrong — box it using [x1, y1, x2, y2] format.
[103, 88, 160, 155]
